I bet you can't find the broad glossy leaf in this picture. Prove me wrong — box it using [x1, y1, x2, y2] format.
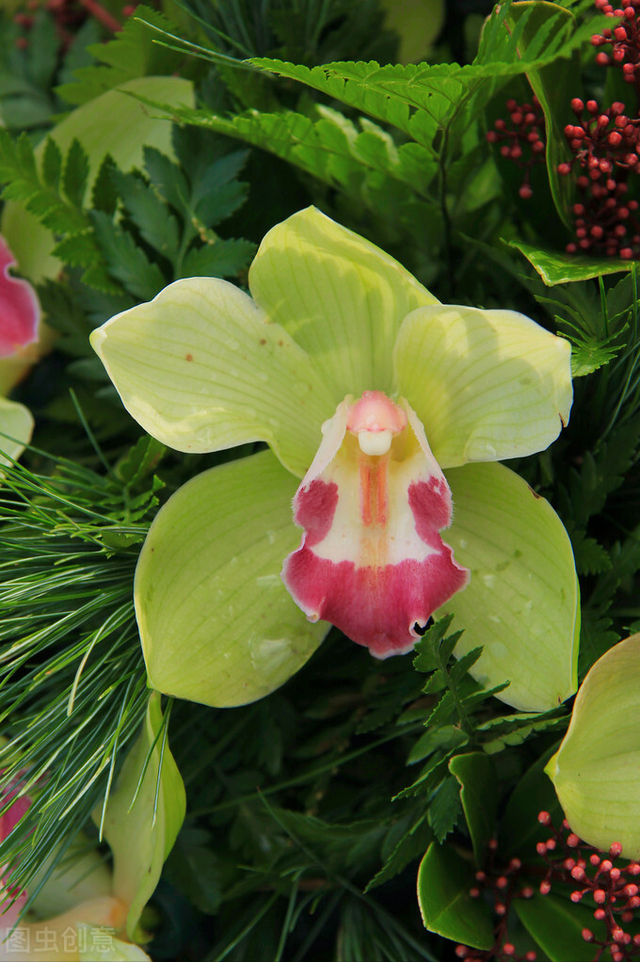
[249, 206, 438, 401]
[90, 276, 336, 477]
[99, 692, 186, 938]
[134, 450, 327, 707]
[449, 752, 497, 866]
[394, 303, 572, 468]
[510, 240, 632, 285]
[440, 462, 579, 712]
[417, 842, 493, 949]
[514, 893, 606, 962]
[546, 634, 640, 858]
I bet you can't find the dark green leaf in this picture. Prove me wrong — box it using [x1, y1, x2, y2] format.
[449, 753, 497, 866]
[63, 138, 90, 209]
[92, 155, 119, 216]
[89, 210, 165, 301]
[500, 745, 563, 859]
[427, 775, 462, 842]
[514, 893, 607, 961]
[417, 842, 493, 949]
[41, 137, 62, 190]
[111, 169, 180, 261]
[180, 240, 256, 279]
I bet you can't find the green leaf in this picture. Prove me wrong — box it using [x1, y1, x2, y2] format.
[365, 814, 433, 892]
[441, 462, 580, 712]
[427, 775, 462, 842]
[142, 146, 190, 216]
[63, 138, 90, 208]
[514, 893, 606, 962]
[510, 240, 633, 285]
[0, 76, 194, 285]
[546, 634, 640, 859]
[449, 752, 497, 866]
[133, 450, 327, 707]
[417, 842, 493, 950]
[500, 745, 564, 859]
[179, 239, 256, 279]
[92, 155, 119, 216]
[98, 692, 186, 939]
[41, 137, 62, 190]
[115, 435, 165, 486]
[111, 169, 180, 262]
[89, 211, 165, 301]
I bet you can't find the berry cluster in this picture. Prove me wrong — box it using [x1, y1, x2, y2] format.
[454, 814, 640, 962]
[559, 98, 640, 258]
[454, 839, 538, 962]
[486, 97, 546, 199]
[591, 0, 640, 85]
[537, 812, 640, 962]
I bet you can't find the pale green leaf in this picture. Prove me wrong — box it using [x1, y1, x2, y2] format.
[394, 304, 572, 469]
[545, 634, 640, 858]
[440, 462, 579, 712]
[134, 450, 327, 707]
[90, 275, 336, 478]
[249, 205, 438, 400]
[98, 692, 186, 938]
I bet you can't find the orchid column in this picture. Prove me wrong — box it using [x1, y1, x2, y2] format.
[91, 206, 579, 712]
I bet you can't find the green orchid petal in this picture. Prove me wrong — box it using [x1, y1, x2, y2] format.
[90, 278, 336, 477]
[99, 692, 186, 939]
[1, 76, 194, 284]
[545, 634, 640, 859]
[394, 305, 572, 468]
[134, 450, 328, 707]
[0, 396, 34, 468]
[439, 462, 579, 711]
[248, 206, 438, 399]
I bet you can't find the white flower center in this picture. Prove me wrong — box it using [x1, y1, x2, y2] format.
[358, 429, 393, 456]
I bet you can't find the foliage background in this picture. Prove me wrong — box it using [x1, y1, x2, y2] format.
[2, 0, 640, 959]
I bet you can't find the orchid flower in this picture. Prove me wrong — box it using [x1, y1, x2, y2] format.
[90, 207, 579, 712]
[0, 235, 39, 469]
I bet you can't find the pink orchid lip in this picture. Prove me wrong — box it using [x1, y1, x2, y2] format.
[282, 391, 469, 658]
[0, 236, 40, 359]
